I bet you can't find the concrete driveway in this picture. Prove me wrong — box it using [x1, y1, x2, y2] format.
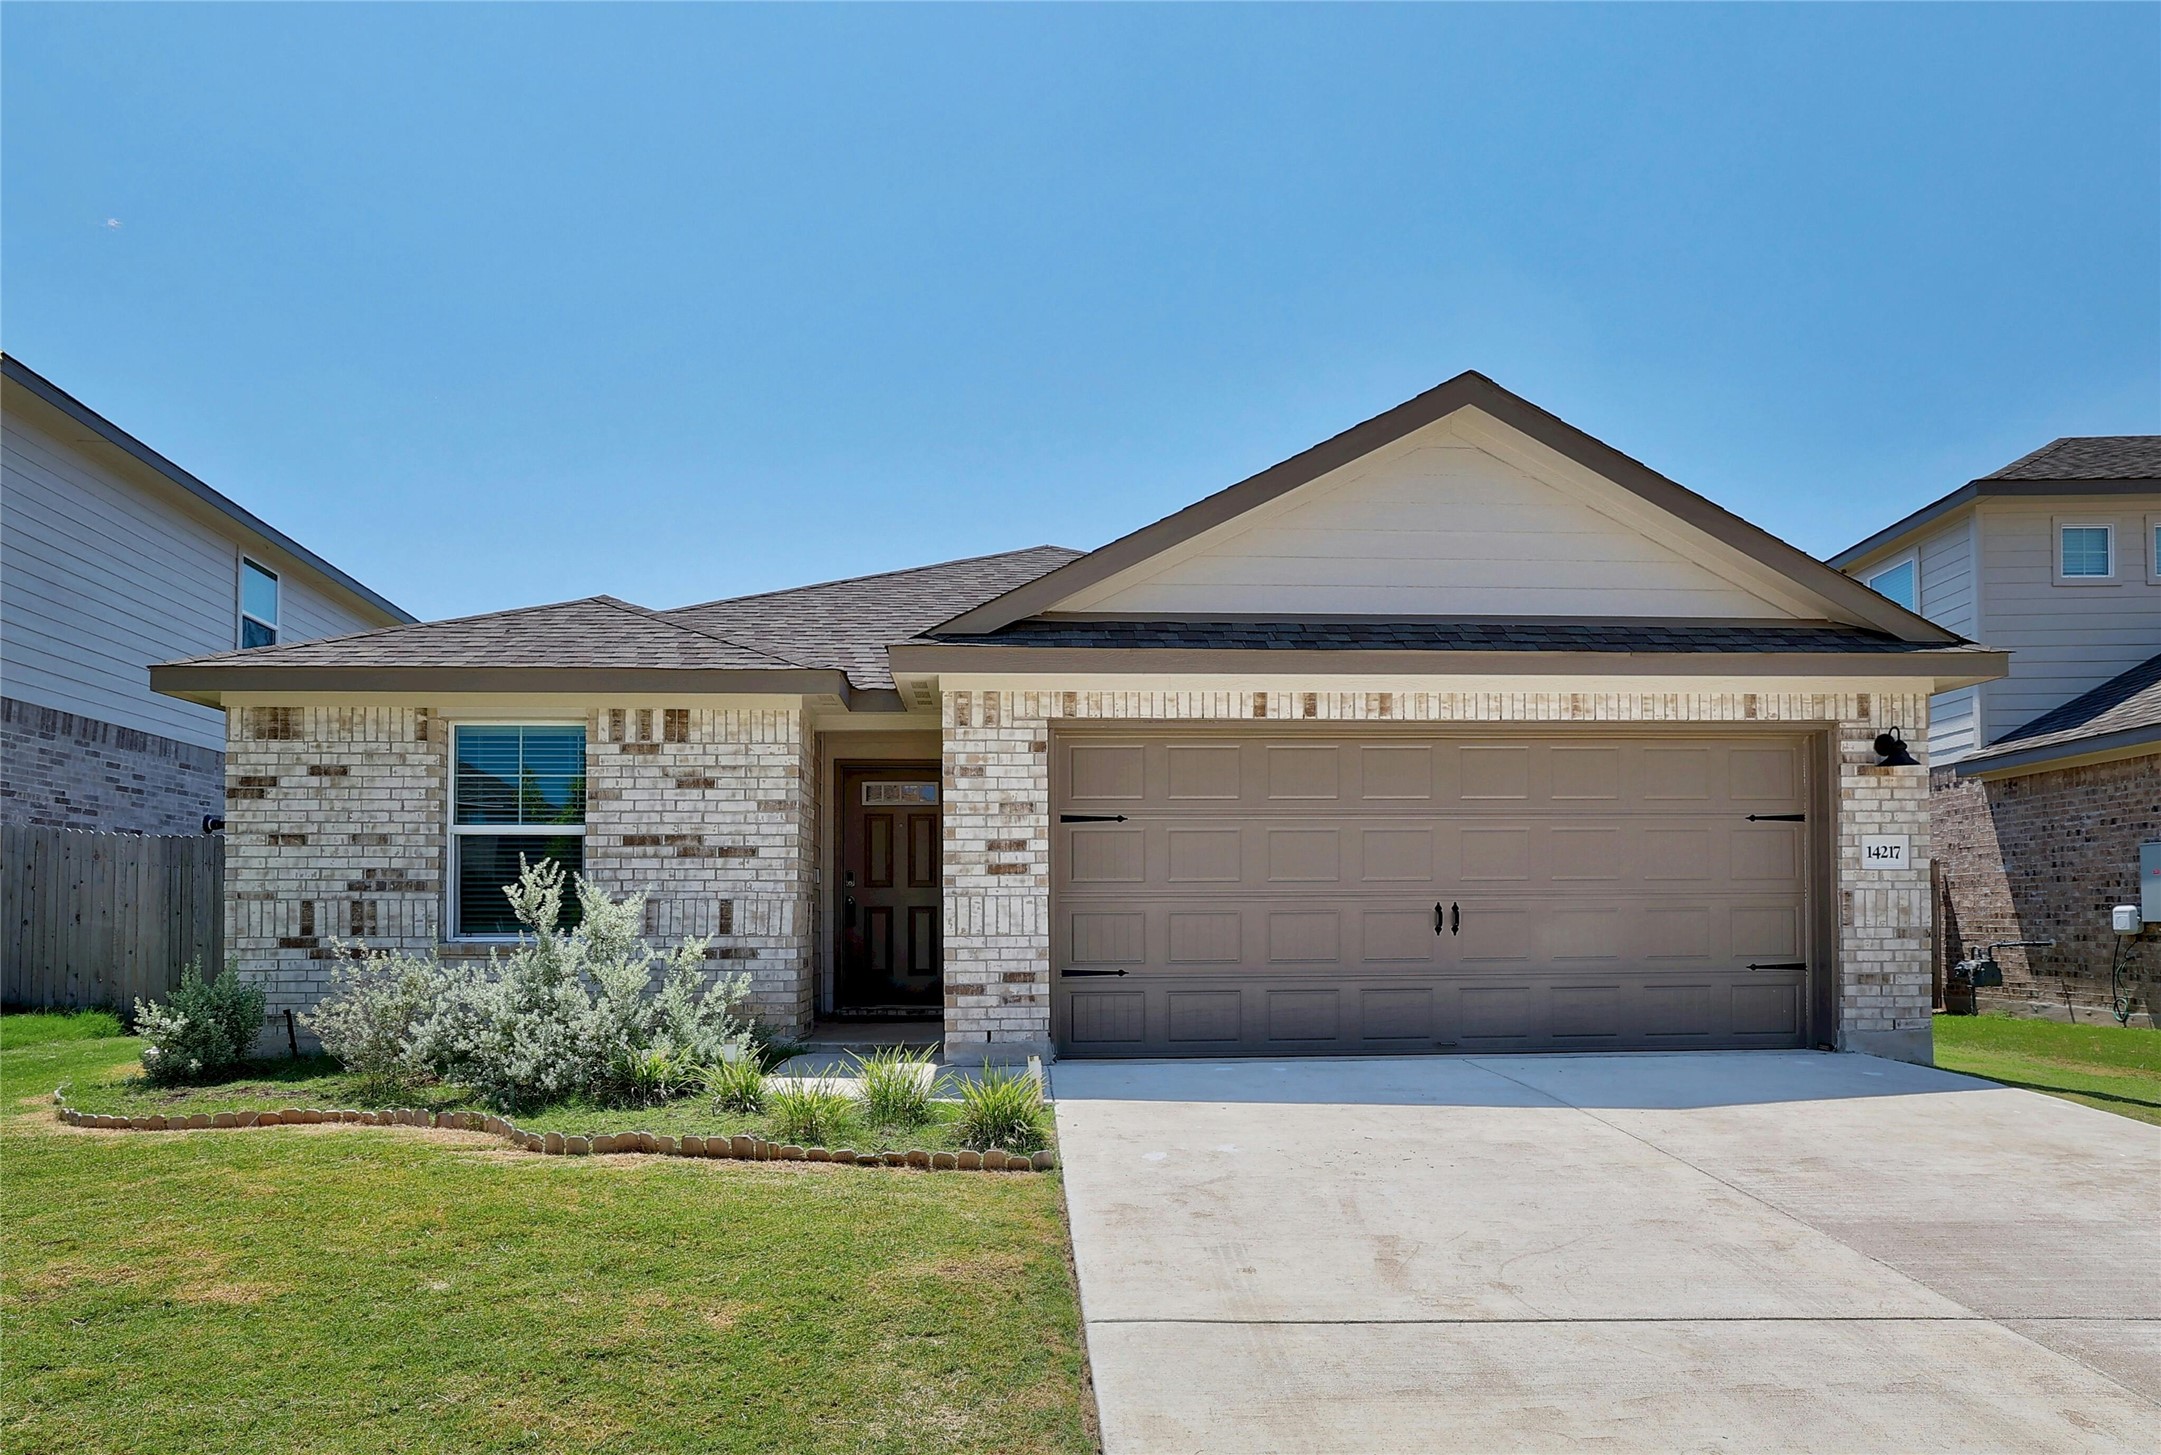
[1051, 1052, 2160, 1454]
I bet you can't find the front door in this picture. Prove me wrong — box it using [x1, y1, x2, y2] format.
[835, 763, 943, 1012]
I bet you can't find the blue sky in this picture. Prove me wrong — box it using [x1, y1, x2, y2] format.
[5, 4, 2156, 622]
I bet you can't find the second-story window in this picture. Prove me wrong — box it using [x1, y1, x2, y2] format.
[1866, 556, 1918, 612]
[2058, 525, 2113, 581]
[240, 558, 280, 647]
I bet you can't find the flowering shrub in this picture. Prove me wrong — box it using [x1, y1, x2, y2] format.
[135, 960, 265, 1085]
[303, 859, 752, 1112]
[302, 955, 437, 1097]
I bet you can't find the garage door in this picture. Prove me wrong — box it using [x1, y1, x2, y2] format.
[1052, 731, 1816, 1057]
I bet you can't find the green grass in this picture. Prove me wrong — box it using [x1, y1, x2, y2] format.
[1935, 1013, 2161, 1126]
[1, 1020, 1094, 1454]
[49, 1049, 1047, 1156]
[0, 1009, 123, 1048]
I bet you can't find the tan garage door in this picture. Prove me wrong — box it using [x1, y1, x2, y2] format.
[1052, 730, 1817, 1057]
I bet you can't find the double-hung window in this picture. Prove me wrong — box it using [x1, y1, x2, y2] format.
[451, 724, 586, 936]
[240, 558, 280, 647]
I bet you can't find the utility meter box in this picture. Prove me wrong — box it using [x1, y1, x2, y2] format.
[2144, 842, 2161, 923]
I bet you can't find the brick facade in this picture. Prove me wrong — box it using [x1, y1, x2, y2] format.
[1, 695, 224, 835]
[942, 686, 1936, 1063]
[1933, 756, 2160, 1025]
[221, 702, 817, 1048]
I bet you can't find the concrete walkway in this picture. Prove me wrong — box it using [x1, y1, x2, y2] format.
[1050, 1052, 2161, 1454]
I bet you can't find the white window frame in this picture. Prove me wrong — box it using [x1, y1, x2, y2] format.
[2053, 519, 2116, 585]
[238, 555, 280, 647]
[1864, 551, 1920, 613]
[2146, 514, 2161, 586]
[447, 720, 588, 941]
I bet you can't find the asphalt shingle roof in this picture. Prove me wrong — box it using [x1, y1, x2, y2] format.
[1971, 652, 2161, 762]
[660, 546, 1083, 688]
[1980, 436, 2161, 482]
[928, 619, 1975, 655]
[167, 547, 1085, 689]
[167, 596, 805, 671]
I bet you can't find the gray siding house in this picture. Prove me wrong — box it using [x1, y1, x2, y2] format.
[1, 356, 412, 833]
[1832, 437, 2161, 1021]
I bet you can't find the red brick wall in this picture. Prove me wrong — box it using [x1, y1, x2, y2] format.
[1933, 755, 2160, 1022]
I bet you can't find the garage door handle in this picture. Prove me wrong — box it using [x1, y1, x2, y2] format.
[1434, 902, 1444, 935]
[1436, 902, 1459, 936]
[1061, 968, 1129, 978]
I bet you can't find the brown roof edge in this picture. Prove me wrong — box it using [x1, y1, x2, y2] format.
[931, 372, 1958, 644]
[149, 663, 910, 711]
[886, 641, 2009, 688]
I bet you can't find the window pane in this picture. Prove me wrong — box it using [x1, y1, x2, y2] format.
[454, 727, 524, 825]
[1867, 560, 1917, 611]
[457, 834, 584, 936]
[2060, 526, 2111, 578]
[242, 560, 279, 624]
[454, 725, 585, 827]
[240, 617, 278, 649]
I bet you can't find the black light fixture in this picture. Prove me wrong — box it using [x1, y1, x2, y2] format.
[1873, 727, 1919, 768]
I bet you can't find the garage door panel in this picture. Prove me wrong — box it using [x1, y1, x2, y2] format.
[1360, 909, 1438, 963]
[1358, 745, 1434, 799]
[1055, 730, 1813, 1056]
[1267, 745, 1341, 799]
[1068, 743, 1147, 800]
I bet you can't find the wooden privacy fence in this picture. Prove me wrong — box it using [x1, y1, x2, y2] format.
[2, 826, 224, 1011]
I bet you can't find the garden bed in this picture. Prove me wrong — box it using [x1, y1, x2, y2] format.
[56, 1053, 1056, 1161]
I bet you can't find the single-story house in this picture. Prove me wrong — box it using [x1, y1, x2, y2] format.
[153, 373, 2005, 1065]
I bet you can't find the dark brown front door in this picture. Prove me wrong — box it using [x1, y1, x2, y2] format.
[836, 763, 943, 1011]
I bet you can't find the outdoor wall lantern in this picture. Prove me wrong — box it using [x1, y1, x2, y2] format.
[1873, 727, 1919, 767]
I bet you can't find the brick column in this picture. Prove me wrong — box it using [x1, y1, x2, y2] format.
[1834, 692, 1936, 1063]
[941, 690, 1052, 1063]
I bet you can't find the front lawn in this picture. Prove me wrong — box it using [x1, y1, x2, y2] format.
[1934, 1013, 2161, 1126]
[1, 1016, 1095, 1455]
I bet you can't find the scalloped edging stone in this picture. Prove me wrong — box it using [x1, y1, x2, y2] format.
[48, 1093, 1055, 1171]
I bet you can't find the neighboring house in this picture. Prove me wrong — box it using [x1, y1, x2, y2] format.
[1831, 437, 2161, 1022]
[154, 373, 2003, 1064]
[1, 356, 413, 834]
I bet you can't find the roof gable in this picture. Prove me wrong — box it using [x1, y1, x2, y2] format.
[937, 373, 1954, 642]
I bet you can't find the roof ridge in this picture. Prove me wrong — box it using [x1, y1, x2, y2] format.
[164, 594, 635, 667]
[591, 595, 816, 669]
[663, 545, 1083, 615]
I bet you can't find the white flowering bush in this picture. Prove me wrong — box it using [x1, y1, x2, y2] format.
[302, 954, 438, 1097]
[305, 859, 752, 1111]
[135, 959, 265, 1085]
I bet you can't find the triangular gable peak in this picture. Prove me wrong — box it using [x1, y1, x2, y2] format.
[938, 374, 1952, 641]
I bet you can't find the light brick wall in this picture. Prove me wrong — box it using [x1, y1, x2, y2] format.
[943, 686, 1935, 1061]
[222, 702, 817, 1046]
